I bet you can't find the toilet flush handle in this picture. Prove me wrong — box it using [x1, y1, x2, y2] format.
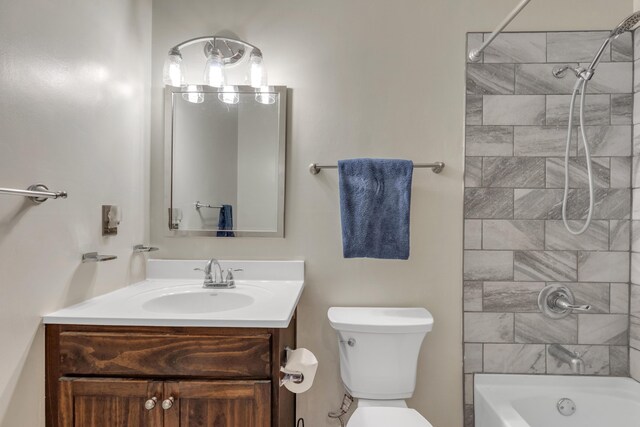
[340, 338, 356, 347]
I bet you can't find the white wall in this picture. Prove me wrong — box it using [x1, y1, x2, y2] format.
[146, 1, 634, 427]
[0, 0, 151, 426]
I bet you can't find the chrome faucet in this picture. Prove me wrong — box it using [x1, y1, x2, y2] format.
[194, 258, 241, 289]
[549, 344, 585, 374]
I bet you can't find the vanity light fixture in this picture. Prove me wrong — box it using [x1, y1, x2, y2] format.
[163, 36, 269, 106]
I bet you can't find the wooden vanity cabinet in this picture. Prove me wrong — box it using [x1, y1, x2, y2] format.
[46, 319, 295, 427]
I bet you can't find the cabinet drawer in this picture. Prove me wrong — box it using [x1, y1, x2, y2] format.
[58, 331, 271, 378]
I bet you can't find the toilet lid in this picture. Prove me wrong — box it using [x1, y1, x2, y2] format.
[347, 407, 433, 427]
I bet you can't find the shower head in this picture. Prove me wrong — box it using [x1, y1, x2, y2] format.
[610, 11, 640, 38]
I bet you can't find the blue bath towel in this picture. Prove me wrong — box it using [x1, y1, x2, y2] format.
[338, 158, 413, 259]
[217, 204, 235, 237]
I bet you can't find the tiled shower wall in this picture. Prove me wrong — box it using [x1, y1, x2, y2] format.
[631, 30, 640, 381]
[463, 31, 634, 426]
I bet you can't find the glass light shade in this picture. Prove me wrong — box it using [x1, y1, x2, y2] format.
[203, 54, 226, 87]
[249, 53, 267, 88]
[182, 85, 204, 104]
[255, 86, 276, 105]
[163, 53, 185, 87]
[218, 86, 239, 104]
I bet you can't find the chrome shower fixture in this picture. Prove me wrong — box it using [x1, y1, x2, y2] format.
[162, 36, 267, 90]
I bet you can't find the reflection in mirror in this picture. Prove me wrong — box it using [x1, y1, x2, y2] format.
[165, 86, 286, 237]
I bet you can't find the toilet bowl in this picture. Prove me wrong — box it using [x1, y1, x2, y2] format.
[328, 307, 434, 427]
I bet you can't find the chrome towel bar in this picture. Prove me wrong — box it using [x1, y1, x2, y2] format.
[0, 184, 68, 204]
[309, 162, 445, 175]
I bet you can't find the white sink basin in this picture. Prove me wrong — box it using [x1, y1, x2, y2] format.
[43, 260, 304, 328]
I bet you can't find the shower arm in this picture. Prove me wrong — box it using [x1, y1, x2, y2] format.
[468, 0, 533, 62]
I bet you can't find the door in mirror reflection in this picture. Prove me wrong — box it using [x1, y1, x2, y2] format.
[166, 86, 286, 237]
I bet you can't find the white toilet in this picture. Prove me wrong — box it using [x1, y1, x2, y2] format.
[328, 307, 434, 427]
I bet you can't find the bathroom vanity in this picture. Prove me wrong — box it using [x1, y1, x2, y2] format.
[43, 260, 304, 427]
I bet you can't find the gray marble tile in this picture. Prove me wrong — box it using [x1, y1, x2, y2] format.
[467, 64, 515, 95]
[547, 32, 611, 63]
[466, 94, 483, 125]
[483, 220, 544, 250]
[484, 95, 546, 126]
[464, 281, 483, 312]
[610, 157, 631, 188]
[482, 157, 545, 188]
[635, 29, 640, 61]
[635, 93, 640, 125]
[515, 313, 577, 344]
[631, 316, 640, 350]
[564, 282, 611, 314]
[576, 126, 632, 157]
[545, 157, 610, 189]
[464, 343, 483, 373]
[465, 374, 474, 404]
[635, 60, 640, 93]
[514, 63, 579, 95]
[566, 189, 630, 220]
[483, 33, 546, 63]
[465, 157, 482, 188]
[483, 281, 545, 312]
[514, 251, 577, 282]
[611, 94, 633, 125]
[634, 189, 640, 221]
[633, 221, 640, 252]
[578, 314, 629, 345]
[582, 62, 633, 94]
[464, 312, 514, 343]
[634, 125, 640, 153]
[466, 126, 513, 156]
[609, 346, 629, 376]
[467, 33, 484, 63]
[546, 345, 609, 375]
[546, 95, 610, 126]
[464, 220, 482, 250]
[610, 283, 629, 314]
[483, 344, 546, 374]
[632, 284, 640, 316]
[545, 220, 609, 251]
[609, 220, 630, 251]
[611, 32, 633, 61]
[633, 253, 640, 286]
[584, 62, 633, 94]
[633, 157, 640, 188]
[513, 126, 576, 157]
[631, 348, 640, 381]
[578, 251, 630, 282]
[514, 189, 564, 219]
[464, 250, 514, 281]
[465, 188, 514, 219]
[464, 404, 474, 427]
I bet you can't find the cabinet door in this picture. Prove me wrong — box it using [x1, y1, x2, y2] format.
[58, 378, 163, 427]
[162, 380, 271, 427]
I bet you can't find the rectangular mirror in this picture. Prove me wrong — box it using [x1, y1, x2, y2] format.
[165, 86, 286, 237]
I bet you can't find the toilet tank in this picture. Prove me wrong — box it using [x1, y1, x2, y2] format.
[328, 307, 434, 400]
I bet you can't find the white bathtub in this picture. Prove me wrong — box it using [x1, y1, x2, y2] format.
[474, 374, 640, 427]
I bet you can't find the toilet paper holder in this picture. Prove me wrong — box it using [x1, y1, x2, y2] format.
[279, 347, 305, 387]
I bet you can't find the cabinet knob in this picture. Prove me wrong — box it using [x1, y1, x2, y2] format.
[144, 397, 157, 410]
[162, 396, 175, 410]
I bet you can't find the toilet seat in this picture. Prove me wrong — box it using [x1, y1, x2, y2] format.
[347, 407, 433, 427]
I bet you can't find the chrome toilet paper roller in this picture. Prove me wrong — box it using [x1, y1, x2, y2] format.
[280, 347, 318, 393]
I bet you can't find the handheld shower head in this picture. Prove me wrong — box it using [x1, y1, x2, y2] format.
[610, 11, 640, 38]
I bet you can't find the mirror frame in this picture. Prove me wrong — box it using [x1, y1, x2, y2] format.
[164, 85, 287, 238]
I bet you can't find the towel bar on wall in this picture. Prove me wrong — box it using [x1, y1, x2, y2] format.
[0, 184, 68, 204]
[308, 162, 445, 175]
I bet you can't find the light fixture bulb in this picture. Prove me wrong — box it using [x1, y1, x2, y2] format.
[163, 52, 185, 87]
[182, 85, 204, 104]
[218, 86, 239, 104]
[250, 52, 267, 88]
[255, 86, 276, 105]
[203, 51, 226, 87]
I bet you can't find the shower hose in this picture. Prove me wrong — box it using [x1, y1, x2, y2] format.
[562, 77, 594, 235]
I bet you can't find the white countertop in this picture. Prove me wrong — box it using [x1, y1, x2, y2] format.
[43, 260, 304, 328]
